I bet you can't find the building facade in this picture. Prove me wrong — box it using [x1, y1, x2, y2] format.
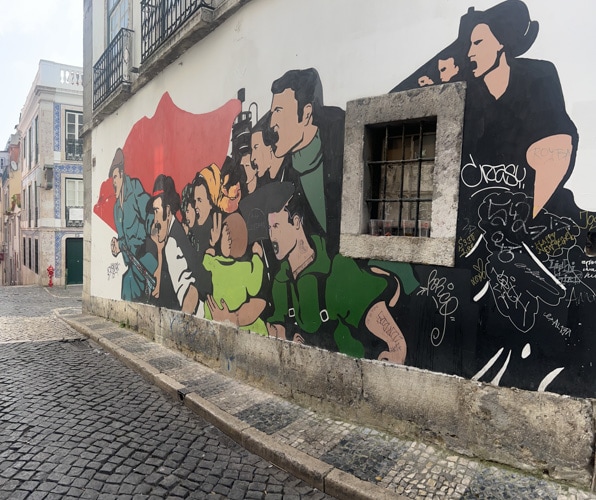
[0, 134, 22, 285]
[83, 0, 596, 483]
[18, 60, 84, 287]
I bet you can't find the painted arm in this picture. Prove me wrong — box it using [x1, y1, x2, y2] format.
[526, 134, 573, 217]
[266, 322, 286, 339]
[207, 296, 266, 327]
[364, 301, 407, 364]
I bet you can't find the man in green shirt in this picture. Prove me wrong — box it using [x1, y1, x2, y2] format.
[263, 183, 407, 364]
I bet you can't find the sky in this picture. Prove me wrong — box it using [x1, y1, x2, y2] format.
[0, 0, 83, 148]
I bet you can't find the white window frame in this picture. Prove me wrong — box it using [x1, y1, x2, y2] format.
[65, 178, 84, 208]
[65, 111, 83, 142]
[340, 82, 466, 268]
[108, 0, 129, 42]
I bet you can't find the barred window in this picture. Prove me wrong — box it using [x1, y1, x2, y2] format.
[367, 120, 436, 237]
[341, 82, 465, 267]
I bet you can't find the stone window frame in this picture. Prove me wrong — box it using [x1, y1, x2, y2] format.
[340, 81, 466, 267]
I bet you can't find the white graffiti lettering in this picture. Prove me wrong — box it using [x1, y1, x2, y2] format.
[491, 269, 537, 332]
[417, 269, 459, 347]
[566, 287, 596, 307]
[543, 312, 572, 338]
[461, 155, 526, 189]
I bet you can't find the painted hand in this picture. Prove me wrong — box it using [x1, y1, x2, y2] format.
[111, 237, 120, 257]
[252, 241, 263, 257]
[207, 295, 236, 324]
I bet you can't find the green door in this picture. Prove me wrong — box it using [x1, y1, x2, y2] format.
[66, 238, 83, 284]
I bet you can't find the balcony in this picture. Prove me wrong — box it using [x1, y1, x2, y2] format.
[141, 0, 214, 62]
[91, 0, 248, 125]
[93, 28, 134, 109]
[66, 138, 83, 161]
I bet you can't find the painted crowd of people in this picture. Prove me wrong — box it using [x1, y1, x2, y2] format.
[108, 68, 411, 365]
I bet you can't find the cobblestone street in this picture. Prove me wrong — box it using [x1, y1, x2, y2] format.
[2, 285, 596, 499]
[0, 286, 329, 499]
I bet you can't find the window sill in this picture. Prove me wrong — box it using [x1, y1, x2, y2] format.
[340, 234, 456, 267]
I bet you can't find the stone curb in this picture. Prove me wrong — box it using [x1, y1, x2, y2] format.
[57, 312, 407, 500]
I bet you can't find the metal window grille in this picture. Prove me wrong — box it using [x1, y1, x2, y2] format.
[66, 138, 83, 161]
[367, 119, 436, 236]
[93, 28, 134, 109]
[141, 0, 214, 62]
[66, 206, 84, 228]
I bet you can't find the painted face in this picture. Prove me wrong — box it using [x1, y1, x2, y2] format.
[438, 57, 459, 83]
[270, 88, 304, 158]
[241, 153, 256, 194]
[193, 184, 211, 226]
[268, 207, 296, 261]
[152, 197, 169, 244]
[220, 223, 232, 258]
[418, 75, 434, 87]
[112, 169, 123, 199]
[251, 131, 269, 178]
[185, 200, 196, 228]
[468, 24, 503, 78]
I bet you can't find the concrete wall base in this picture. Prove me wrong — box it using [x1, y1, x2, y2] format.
[83, 296, 596, 489]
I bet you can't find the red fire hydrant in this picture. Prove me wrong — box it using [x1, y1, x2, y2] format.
[47, 265, 54, 288]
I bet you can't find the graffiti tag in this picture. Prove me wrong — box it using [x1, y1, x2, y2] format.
[579, 211, 596, 231]
[566, 287, 596, 307]
[491, 269, 537, 332]
[471, 258, 488, 286]
[107, 262, 120, 280]
[458, 232, 479, 258]
[417, 269, 459, 347]
[543, 312, 572, 338]
[547, 260, 581, 285]
[461, 155, 526, 189]
[527, 146, 571, 163]
[534, 229, 575, 257]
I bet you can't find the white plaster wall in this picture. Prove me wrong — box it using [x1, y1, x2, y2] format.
[90, 0, 596, 299]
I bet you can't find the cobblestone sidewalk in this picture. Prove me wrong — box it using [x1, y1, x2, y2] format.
[0, 286, 331, 499]
[59, 309, 596, 500]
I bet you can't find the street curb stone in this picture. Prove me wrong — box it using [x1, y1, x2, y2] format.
[184, 393, 251, 443]
[56, 308, 595, 500]
[241, 426, 334, 492]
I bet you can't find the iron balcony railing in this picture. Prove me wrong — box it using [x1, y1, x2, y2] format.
[66, 138, 83, 161]
[93, 28, 134, 109]
[141, 0, 214, 62]
[66, 206, 84, 228]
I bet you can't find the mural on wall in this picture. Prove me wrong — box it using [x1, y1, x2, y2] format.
[392, 0, 596, 396]
[94, 69, 418, 363]
[93, 0, 595, 397]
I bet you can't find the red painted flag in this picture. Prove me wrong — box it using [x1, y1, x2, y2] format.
[94, 92, 242, 231]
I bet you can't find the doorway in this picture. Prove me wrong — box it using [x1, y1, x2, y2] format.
[66, 238, 83, 284]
